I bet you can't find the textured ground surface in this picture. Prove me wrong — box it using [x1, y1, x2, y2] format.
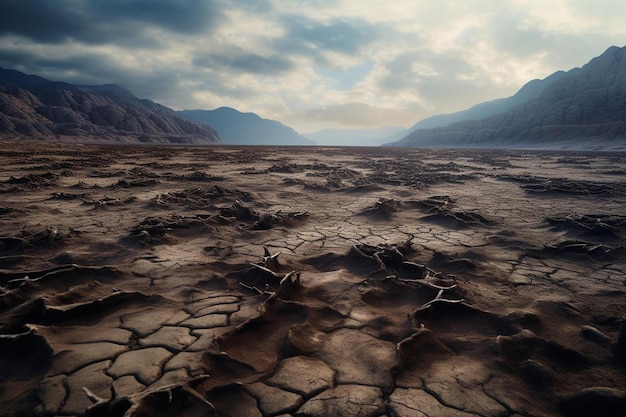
[1, 143, 625, 417]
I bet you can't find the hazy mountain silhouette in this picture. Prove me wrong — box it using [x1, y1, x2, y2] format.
[179, 107, 314, 146]
[407, 71, 567, 131]
[389, 45, 626, 150]
[0, 68, 221, 144]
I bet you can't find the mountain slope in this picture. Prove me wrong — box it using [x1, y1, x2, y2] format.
[303, 126, 407, 146]
[179, 107, 314, 146]
[390, 45, 626, 149]
[0, 68, 221, 144]
[408, 70, 567, 131]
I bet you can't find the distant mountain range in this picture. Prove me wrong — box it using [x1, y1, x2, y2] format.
[0, 68, 221, 144]
[389, 45, 626, 149]
[1, 44, 625, 149]
[406, 71, 567, 132]
[302, 126, 407, 147]
[178, 107, 314, 146]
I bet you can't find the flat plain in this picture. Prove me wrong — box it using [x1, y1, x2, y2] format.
[1, 143, 625, 417]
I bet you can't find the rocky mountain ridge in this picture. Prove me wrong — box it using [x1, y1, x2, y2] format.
[389, 45, 626, 149]
[0, 68, 221, 144]
[178, 107, 314, 146]
[407, 71, 567, 131]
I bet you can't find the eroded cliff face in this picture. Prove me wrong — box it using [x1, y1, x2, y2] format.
[0, 70, 221, 144]
[393, 45, 626, 149]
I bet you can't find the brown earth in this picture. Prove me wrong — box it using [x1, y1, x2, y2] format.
[1, 143, 625, 417]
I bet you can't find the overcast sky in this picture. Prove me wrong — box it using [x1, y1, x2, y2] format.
[1, 1, 624, 132]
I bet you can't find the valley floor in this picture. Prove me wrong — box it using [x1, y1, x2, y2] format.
[1, 143, 625, 416]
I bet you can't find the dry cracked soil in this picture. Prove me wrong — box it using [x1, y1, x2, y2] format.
[1, 143, 625, 417]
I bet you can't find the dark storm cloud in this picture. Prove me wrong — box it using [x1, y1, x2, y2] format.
[194, 51, 295, 75]
[0, 44, 168, 95]
[0, 47, 145, 86]
[0, 49, 39, 70]
[0, 0, 88, 43]
[0, 42, 264, 110]
[91, 0, 222, 35]
[0, 0, 224, 45]
[274, 15, 387, 62]
[0, 49, 98, 78]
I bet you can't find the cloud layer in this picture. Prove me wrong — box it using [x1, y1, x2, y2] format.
[1, 0, 624, 132]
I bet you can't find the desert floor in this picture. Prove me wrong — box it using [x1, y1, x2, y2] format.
[1, 143, 625, 417]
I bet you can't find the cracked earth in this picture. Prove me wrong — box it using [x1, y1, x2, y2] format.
[1, 143, 625, 417]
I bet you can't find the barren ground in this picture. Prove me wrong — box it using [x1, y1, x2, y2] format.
[1, 143, 625, 417]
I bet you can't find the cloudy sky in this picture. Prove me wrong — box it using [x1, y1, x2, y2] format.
[1, 1, 625, 132]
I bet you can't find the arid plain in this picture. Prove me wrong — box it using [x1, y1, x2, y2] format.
[1, 143, 625, 417]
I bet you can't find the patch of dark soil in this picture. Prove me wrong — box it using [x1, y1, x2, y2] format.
[0, 237, 30, 254]
[409, 195, 453, 212]
[219, 200, 309, 230]
[357, 198, 403, 220]
[112, 178, 161, 188]
[151, 185, 252, 209]
[532, 240, 625, 261]
[182, 171, 225, 181]
[0, 226, 66, 254]
[343, 182, 385, 193]
[546, 213, 626, 239]
[414, 302, 519, 339]
[560, 387, 626, 417]
[127, 167, 160, 178]
[0, 329, 53, 417]
[423, 209, 493, 228]
[2, 265, 121, 293]
[268, 163, 305, 173]
[89, 169, 125, 178]
[215, 298, 309, 373]
[7, 172, 58, 188]
[499, 176, 626, 196]
[44, 291, 161, 324]
[130, 215, 209, 244]
[428, 250, 481, 274]
[49, 192, 90, 200]
[405, 195, 493, 228]
[81, 195, 133, 208]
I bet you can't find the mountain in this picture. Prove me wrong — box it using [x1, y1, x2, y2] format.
[0, 68, 221, 144]
[389, 45, 626, 150]
[303, 126, 407, 146]
[178, 107, 314, 146]
[407, 70, 567, 131]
